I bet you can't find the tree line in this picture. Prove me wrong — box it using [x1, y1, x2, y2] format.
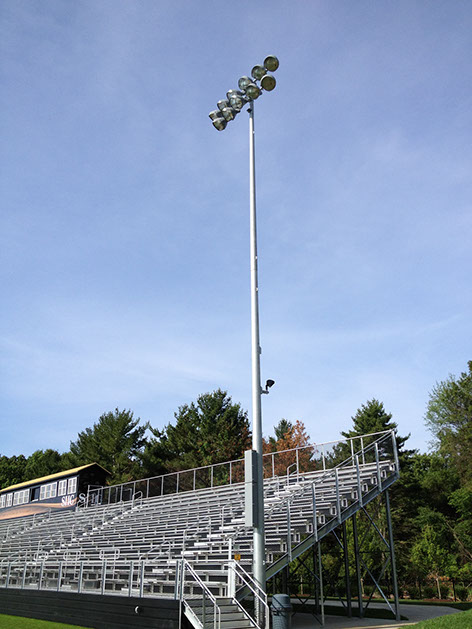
[1, 362, 471, 601]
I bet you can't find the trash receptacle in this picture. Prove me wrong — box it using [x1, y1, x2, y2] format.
[271, 593, 292, 629]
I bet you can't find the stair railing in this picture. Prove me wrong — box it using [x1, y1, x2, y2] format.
[227, 559, 269, 629]
[177, 558, 221, 629]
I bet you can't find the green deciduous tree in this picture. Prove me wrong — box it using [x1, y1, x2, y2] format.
[425, 360, 472, 486]
[24, 449, 64, 481]
[0, 454, 27, 489]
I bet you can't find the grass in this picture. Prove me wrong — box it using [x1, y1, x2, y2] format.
[0, 615, 92, 629]
[399, 599, 472, 611]
[410, 609, 472, 627]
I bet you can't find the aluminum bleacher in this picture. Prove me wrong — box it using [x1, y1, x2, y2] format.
[0, 430, 399, 629]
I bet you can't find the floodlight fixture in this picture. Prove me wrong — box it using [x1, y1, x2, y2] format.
[238, 76, 252, 92]
[245, 82, 261, 100]
[209, 113, 227, 131]
[251, 64, 267, 80]
[261, 74, 276, 92]
[264, 55, 279, 72]
[221, 106, 237, 122]
[217, 99, 230, 111]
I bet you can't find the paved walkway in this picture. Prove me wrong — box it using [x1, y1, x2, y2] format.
[291, 602, 461, 628]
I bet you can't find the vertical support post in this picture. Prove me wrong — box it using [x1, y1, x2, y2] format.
[318, 541, 324, 626]
[312, 483, 318, 542]
[355, 455, 363, 507]
[176, 472, 180, 494]
[101, 559, 106, 595]
[248, 101, 266, 621]
[342, 521, 352, 617]
[335, 469, 341, 524]
[57, 561, 63, 592]
[129, 561, 134, 597]
[22, 561, 27, 589]
[352, 512, 364, 618]
[78, 561, 84, 594]
[6, 562, 11, 588]
[38, 561, 44, 591]
[375, 443, 382, 488]
[147, 477, 150, 499]
[139, 561, 145, 598]
[385, 490, 400, 621]
[287, 501, 292, 563]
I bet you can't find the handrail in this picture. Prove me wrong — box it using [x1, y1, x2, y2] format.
[86, 430, 395, 506]
[179, 558, 221, 629]
[228, 560, 269, 629]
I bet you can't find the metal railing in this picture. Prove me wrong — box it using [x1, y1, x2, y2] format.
[228, 560, 269, 629]
[85, 430, 396, 507]
[177, 558, 221, 629]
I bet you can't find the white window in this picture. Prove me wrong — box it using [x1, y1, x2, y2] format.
[58, 479, 67, 496]
[0, 494, 5, 509]
[40, 482, 57, 500]
[13, 489, 29, 506]
[6, 493, 13, 507]
[67, 477, 77, 494]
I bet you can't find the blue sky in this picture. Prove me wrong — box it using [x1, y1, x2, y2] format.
[1, 1, 471, 458]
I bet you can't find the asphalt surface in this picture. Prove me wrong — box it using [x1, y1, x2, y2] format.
[290, 602, 461, 628]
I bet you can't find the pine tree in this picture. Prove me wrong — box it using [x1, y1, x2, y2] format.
[66, 408, 147, 484]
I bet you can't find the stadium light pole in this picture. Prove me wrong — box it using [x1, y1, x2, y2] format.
[208, 56, 279, 606]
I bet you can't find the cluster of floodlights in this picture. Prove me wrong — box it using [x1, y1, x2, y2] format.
[209, 55, 279, 131]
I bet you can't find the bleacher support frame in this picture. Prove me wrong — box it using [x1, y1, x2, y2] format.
[0, 430, 401, 629]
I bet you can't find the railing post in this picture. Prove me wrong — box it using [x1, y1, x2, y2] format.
[22, 561, 27, 589]
[57, 561, 63, 592]
[392, 429, 399, 473]
[229, 461, 232, 485]
[271, 453, 275, 478]
[211, 465, 214, 488]
[129, 561, 134, 597]
[193, 469, 196, 490]
[322, 445, 326, 471]
[296, 448, 299, 480]
[38, 561, 44, 591]
[335, 468, 341, 524]
[77, 561, 83, 594]
[355, 455, 363, 507]
[361, 437, 365, 465]
[6, 562, 11, 588]
[176, 472, 180, 494]
[147, 477, 150, 499]
[312, 483, 318, 542]
[375, 443, 382, 488]
[287, 501, 292, 563]
[101, 559, 106, 595]
[202, 588, 206, 628]
[139, 561, 145, 597]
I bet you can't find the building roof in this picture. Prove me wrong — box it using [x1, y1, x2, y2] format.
[0, 463, 110, 494]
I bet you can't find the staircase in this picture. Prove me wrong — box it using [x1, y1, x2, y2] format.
[179, 430, 399, 628]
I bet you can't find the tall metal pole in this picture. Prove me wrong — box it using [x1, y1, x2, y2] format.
[248, 101, 266, 598]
